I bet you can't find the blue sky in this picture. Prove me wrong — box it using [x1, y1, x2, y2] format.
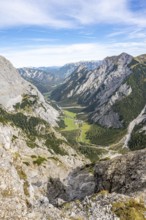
[0, 0, 146, 67]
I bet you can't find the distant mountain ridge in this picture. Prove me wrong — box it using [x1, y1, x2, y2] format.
[18, 60, 101, 93]
[18, 67, 58, 93]
[58, 60, 102, 78]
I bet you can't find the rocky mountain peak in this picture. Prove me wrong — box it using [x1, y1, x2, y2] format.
[117, 52, 133, 64]
[103, 52, 132, 67]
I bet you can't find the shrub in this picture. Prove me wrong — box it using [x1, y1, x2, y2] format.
[45, 133, 67, 156]
[112, 198, 146, 220]
[33, 156, 47, 166]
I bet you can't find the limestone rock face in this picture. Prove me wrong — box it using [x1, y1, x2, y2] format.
[0, 56, 59, 126]
[62, 192, 124, 220]
[47, 164, 95, 205]
[94, 149, 146, 197]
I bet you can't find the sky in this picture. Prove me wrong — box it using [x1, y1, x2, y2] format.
[0, 0, 146, 67]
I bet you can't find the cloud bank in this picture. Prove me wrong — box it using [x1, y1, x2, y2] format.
[2, 41, 146, 67]
[0, 0, 146, 28]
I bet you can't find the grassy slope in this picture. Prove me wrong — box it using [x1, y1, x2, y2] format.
[62, 110, 77, 131]
[60, 110, 106, 162]
[61, 110, 91, 143]
[78, 123, 91, 143]
[61, 110, 126, 146]
[86, 124, 126, 146]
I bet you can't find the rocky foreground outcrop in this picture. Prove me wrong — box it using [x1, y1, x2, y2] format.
[94, 148, 146, 197]
[44, 149, 146, 219]
[1, 133, 146, 219]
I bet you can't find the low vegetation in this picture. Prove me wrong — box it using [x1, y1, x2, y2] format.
[128, 132, 146, 151]
[16, 167, 29, 196]
[78, 123, 91, 143]
[128, 122, 146, 150]
[61, 129, 80, 146]
[0, 107, 67, 155]
[33, 156, 47, 166]
[86, 124, 126, 146]
[112, 198, 146, 220]
[62, 110, 77, 131]
[60, 110, 91, 144]
[78, 145, 107, 162]
[113, 63, 146, 127]
[0, 107, 47, 136]
[45, 133, 67, 155]
[14, 94, 38, 110]
[59, 109, 127, 147]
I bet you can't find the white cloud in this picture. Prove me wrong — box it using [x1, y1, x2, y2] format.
[0, 0, 146, 28]
[107, 27, 146, 40]
[2, 40, 146, 67]
[0, 0, 73, 28]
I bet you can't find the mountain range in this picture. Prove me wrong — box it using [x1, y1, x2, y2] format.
[1, 54, 146, 219]
[18, 60, 101, 93]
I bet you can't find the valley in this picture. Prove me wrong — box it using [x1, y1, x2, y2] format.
[0, 54, 146, 219]
[60, 109, 91, 143]
[17, 52, 146, 162]
[48, 99, 128, 162]
[1, 1, 146, 219]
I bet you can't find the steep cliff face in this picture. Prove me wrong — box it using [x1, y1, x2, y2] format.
[46, 148, 146, 204]
[0, 56, 59, 126]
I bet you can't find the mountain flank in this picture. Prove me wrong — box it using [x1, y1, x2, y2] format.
[51, 53, 146, 149]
